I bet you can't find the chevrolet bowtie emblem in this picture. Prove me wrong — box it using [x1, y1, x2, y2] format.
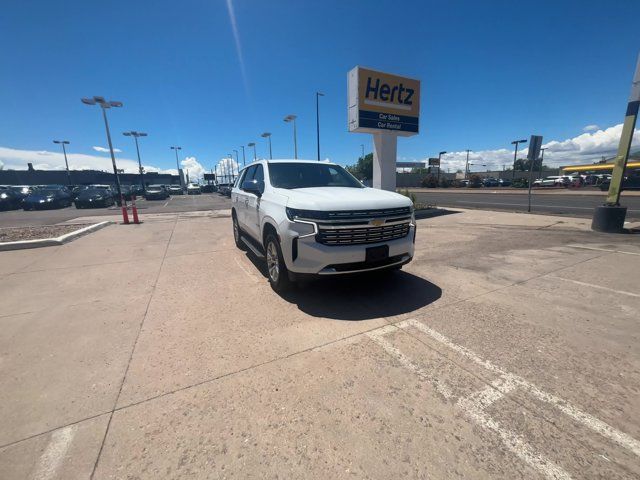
[370, 218, 385, 226]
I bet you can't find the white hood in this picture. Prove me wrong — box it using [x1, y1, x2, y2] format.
[276, 186, 412, 211]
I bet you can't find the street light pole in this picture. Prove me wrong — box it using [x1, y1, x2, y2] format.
[464, 149, 471, 180]
[241, 146, 246, 167]
[511, 139, 527, 181]
[227, 154, 233, 184]
[437, 151, 446, 184]
[316, 92, 324, 161]
[170, 146, 183, 188]
[81, 96, 124, 204]
[284, 115, 297, 159]
[248, 142, 257, 161]
[361, 144, 365, 160]
[123, 131, 148, 193]
[538, 147, 546, 182]
[261, 133, 272, 159]
[233, 149, 239, 180]
[53, 140, 71, 186]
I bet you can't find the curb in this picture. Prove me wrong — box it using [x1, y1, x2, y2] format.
[0, 221, 112, 252]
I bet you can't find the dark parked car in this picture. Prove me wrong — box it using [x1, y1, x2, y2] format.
[599, 175, 640, 191]
[0, 187, 23, 210]
[168, 185, 184, 195]
[10, 185, 36, 199]
[74, 187, 116, 208]
[145, 184, 170, 200]
[482, 177, 500, 187]
[23, 188, 72, 210]
[201, 184, 216, 193]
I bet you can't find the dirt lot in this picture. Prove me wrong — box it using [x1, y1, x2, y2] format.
[0, 208, 639, 479]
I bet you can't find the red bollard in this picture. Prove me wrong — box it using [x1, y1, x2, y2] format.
[121, 195, 130, 224]
[131, 195, 140, 224]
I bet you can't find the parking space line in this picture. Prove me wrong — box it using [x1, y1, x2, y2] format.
[547, 276, 640, 298]
[566, 244, 640, 256]
[234, 256, 260, 283]
[367, 319, 640, 479]
[32, 425, 76, 480]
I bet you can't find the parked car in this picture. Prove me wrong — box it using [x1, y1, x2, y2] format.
[599, 175, 640, 191]
[482, 177, 500, 187]
[231, 159, 415, 292]
[201, 184, 217, 193]
[498, 179, 511, 187]
[145, 184, 170, 200]
[9, 185, 35, 200]
[23, 188, 72, 210]
[538, 176, 571, 187]
[0, 187, 23, 210]
[74, 187, 116, 208]
[187, 183, 202, 195]
[168, 185, 184, 195]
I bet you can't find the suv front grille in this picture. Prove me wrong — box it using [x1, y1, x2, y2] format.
[325, 206, 411, 221]
[316, 222, 410, 246]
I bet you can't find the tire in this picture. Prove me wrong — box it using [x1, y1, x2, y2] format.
[265, 233, 291, 293]
[232, 212, 245, 249]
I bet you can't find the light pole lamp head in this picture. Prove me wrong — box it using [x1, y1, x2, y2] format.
[317, 92, 324, 97]
[261, 132, 271, 138]
[439, 151, 447, 155]
[53, 140, 70, 145]
[512, 139, 527, 145]
[284, 115, 297, 123]
[247, 142, 255, 147]
[170, 146, 182, 151]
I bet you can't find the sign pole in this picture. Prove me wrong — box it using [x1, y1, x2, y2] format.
[372, 133, 398, 191]
[592, 53, 640, 232]
[526, 135, 543, 213]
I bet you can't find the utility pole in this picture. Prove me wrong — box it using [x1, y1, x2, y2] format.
[123, 131, 148, 193]
[361, 144, 365, 160]
[283, 115, 297, 159]
[248, 142, 257, 161]
[241, 145, 246, 167]
[437, 151, 446, 184]
[261, 133, 272, 159]
[511, 139, 527, 181]
[538, 147, 546, 182]
[170, 146, 183, 188]
[53, 140, 71, 186]
[464, 149, 471, 179]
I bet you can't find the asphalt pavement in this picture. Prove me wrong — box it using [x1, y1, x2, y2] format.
[0, 193, 231, 228]
[412, 189, 640, 222]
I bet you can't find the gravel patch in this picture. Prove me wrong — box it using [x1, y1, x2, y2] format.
[0, 224, 89, 243]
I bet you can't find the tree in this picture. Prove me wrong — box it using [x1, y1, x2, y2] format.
[346, 153, 373, 180]
[513, 158, 546, 172]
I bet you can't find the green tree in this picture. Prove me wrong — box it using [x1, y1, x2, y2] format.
[346, 153, 373, 180]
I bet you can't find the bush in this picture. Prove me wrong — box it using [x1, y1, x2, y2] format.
[469, 174, 482, 188]
[421, 175, 438, 188]
[439, 177, 451, 188]
[512, 178, 529, 188]
[398, 188, 417, 206]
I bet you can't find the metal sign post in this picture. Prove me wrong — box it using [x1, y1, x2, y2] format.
[527, 135, 543, 212]
[592, 53, 640, 232]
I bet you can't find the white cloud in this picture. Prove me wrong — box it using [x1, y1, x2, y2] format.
[214, 157, 240, 183]
[583, 124, 600, 132]
[181, 157, 207, 183]
[0, 146, 173, 174]
[427, 123, 640, 172]
[93, 146, 122, 153]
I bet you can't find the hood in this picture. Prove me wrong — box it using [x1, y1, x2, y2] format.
[78, 191, 107, 200]
[277, 187, 412, 211]
[25, 193, 56, 202]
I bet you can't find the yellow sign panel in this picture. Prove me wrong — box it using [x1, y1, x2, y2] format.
[348, 66, 421, 136]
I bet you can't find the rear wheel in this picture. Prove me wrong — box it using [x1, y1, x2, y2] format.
[232, 212, 245, 249]
[265, 233, 291, 293]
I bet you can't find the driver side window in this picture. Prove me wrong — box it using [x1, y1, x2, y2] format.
[241, 166, 257, 191]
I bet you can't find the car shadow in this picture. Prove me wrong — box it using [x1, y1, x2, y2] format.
[243, 251, 442, 320]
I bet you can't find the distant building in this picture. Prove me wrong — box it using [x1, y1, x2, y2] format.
[0, 168, 180, 186]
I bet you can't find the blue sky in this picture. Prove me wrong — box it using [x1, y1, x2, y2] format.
[1, 0, 639, 177]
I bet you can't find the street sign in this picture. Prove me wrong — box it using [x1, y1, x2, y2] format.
[527, 135, 543, 162]
[203, 173, 216, 181]
[428, 157, 440, 166]
[348, 66, 421, 137]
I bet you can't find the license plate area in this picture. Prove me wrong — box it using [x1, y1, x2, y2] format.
[365, 245, 389, 263]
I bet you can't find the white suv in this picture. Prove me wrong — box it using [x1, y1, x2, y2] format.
[231, 160, 416, 291]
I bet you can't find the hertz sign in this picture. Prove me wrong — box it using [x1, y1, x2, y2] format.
[348, 66, 420, 136]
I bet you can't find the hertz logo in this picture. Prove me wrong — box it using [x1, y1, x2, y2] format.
[365, 76, 414, 109]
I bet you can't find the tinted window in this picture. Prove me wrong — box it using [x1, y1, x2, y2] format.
[241, 166, 257, 189]
[254, 164, 264, 184]
[268, 163, 363, 189]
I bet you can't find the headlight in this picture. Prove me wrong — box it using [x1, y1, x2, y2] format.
[0, 193, 7, 199]
[285, 208, 326, 221]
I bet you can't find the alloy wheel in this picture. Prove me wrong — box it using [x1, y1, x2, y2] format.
[266, 241, 279, 282]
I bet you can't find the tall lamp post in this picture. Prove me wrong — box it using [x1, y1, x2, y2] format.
[283, 115, 297, 159]
[437, 151, 447, 184]
[361, 144, 365, 160]
[170, 146, 183, 188]
[464, 149, 471, 179]
[316, 92, 324, 161]
[248, 142, 257, 161]
[227, 153, 233, 184]
[123, 131, 147, 193]
[261, 132, 272, 159]
[538, 147, 546, 181]
[240, 146, 246, 167]
[233, 149, 239, 180]
[53, 140, 71, 186]
[511, 139, 527, 181]
[81, 96, 124, 204]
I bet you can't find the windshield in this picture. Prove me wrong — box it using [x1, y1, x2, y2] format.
[82, 188, 107, 195]
[268, 163, 363, 189]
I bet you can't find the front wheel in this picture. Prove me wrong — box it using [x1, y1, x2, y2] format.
[265, 233, 291, 293]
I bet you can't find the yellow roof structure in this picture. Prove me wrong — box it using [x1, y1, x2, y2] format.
[561, 161, 640, 173]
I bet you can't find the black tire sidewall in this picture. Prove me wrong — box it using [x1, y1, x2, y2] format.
[265, 234, 290, 292]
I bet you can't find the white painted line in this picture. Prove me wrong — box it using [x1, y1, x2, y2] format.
[547, 276, 640, 298]
[234, 256, 259, 283]
[566, 244, 640, 256]
[402, 319, 640, 458]
[32, 425, 76, 480]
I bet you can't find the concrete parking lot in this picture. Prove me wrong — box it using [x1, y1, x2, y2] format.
[0, 193, 231, 227]
[1, 208, 639, 479]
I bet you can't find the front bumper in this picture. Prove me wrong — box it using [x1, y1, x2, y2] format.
[280, 221, 416, 275]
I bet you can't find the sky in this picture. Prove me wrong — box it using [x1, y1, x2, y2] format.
[1, 0, 639, 180]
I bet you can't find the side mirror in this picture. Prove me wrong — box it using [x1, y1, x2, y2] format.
[242, 179, 264, 196]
